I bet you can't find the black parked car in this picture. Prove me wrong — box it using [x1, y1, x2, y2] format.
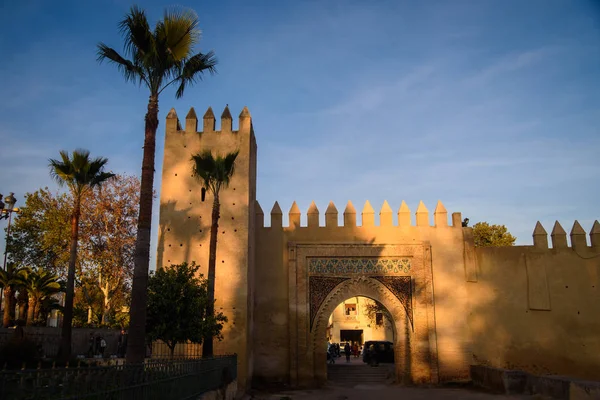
[362, 340, 394, 364]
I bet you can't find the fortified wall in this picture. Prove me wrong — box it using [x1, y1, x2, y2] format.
[470, 220, 600, 381]
[158, 106, 600, 389]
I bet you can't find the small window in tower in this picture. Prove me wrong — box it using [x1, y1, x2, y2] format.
[201, 187, 206, 202]
[376, 312, 383, 326]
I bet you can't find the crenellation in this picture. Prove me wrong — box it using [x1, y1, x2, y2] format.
[570, 220, 587, 251]
[257, 200, 463, 228]
[452, 212, 462, 227]
[344, 201, 357, 227]
[434, 200, 448, 227]
[551, 221, 568, 249]
[221, 105, 233, 133]
[380, 200, 393, 226]
[239, 106, 252, 134]
[532, 221, 548, 249]
[166, 108, 180, 132]
[255, 200, 264, 228]
[398, 201, 411, 226]
[591, 220, 600, 250]
[289, 201, 301, 228]
[361, 200, 375, 227]
[307, 201, 319, 227]
[270, 201, 282, 227]
[416, 201, 429, 227]
[185, 107, 198, 134]
[325, 201, 338, 227]
[203, 107, 215, 132]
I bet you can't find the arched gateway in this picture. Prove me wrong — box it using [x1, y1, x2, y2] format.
[160, 107, 600, 391]
[159, 107, 479, 390]
[288, 243, 439, 386]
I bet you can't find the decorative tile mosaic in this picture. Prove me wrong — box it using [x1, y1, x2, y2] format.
[372, 276, 413, 328]
[309, 276, 350, 330]
[308, 257, 411, 275]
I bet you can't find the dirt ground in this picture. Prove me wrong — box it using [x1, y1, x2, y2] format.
[246, 383, 534, 400]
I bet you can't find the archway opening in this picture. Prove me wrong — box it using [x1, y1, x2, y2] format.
[325, 296, 396, 383]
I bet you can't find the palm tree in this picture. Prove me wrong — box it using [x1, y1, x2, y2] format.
[0, 264, 26, 327]
[49, 149, 114, 361]
[18, 268, 63, 326]
[97, 6, 217, 364]
[191, 150, 239, 357]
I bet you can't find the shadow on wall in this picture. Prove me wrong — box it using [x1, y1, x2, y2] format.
[252, 199, 462, 387]
[468, 220, 600, 381]
[157, 200, 207, 270]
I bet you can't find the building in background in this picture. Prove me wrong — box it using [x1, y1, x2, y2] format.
[327, 296, 394, 346]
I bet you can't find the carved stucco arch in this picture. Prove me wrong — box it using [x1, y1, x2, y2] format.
[288, 243, 438, 386]
[310, 276, 413, 383]
[312, 276, 408, 347]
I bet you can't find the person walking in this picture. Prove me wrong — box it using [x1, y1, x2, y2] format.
[353, 342, 359, 358]
[117, 329, 128, 358]
[344, 343, 351, 362]
[328, 343, 336, 364]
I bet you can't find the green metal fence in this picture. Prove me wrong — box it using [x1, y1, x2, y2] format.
[0, 355, 237, 400]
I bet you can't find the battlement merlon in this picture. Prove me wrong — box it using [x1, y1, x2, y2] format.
[531, 220, 600, 251]
[166, 105, 254, 136]
[255, 200, 463, 228]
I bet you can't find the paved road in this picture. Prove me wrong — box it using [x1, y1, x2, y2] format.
[248, 383, 532, 399]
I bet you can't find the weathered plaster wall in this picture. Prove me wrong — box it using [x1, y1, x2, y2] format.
[158, 108, 600, 390]
[252, 200, 473, 385]
[470, 221, 600, 381]
[157, 106, 256, 391]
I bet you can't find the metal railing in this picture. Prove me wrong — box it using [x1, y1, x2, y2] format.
[0, 355, 237, 400]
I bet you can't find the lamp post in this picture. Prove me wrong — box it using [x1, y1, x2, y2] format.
[0, 192, 20, 314]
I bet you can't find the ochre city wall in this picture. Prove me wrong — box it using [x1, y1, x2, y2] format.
[158, 106, 257, 391]
[253, 199, 474, 385]
[470, 221, 600, 381]
[158, 106, 600, 390]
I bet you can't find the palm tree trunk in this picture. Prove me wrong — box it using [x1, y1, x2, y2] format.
[2, 286, 13, 327]
[202, 193, 220, 357]
[8, 290, 16, 324]
[27, 297, 36, 326]
[58, 197, 81, 361]
[127, 94, 159, 364]
[18, 291, 28, 323]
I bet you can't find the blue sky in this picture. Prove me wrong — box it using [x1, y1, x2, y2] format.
[1, 0, 599, 267]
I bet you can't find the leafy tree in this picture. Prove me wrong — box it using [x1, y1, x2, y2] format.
[472, 222, 517, 247]
[49, 149, 115, 361]
[7, 189, 71, 277]
[191, 150, 238, 357]
[146, 262, 226, 358]
[7, 176, 139, 329]
[80, 175, 139, 324]
[97, 6, 217, 363]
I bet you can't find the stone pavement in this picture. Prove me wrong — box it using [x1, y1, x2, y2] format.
[247, 383, 534, 400]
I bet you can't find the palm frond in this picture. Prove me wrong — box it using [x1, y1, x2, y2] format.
[49, 149, 114, 197]
[191, 150, 239, 196]
[100, 6, 218, 98]
[119, 5, 154, 59]
[174, 51, 217, 98]
[97, 43, 147, 86]
[159, 6, 200, 60]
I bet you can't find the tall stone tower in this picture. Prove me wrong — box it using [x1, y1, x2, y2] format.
[157, 105, 257, 390]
